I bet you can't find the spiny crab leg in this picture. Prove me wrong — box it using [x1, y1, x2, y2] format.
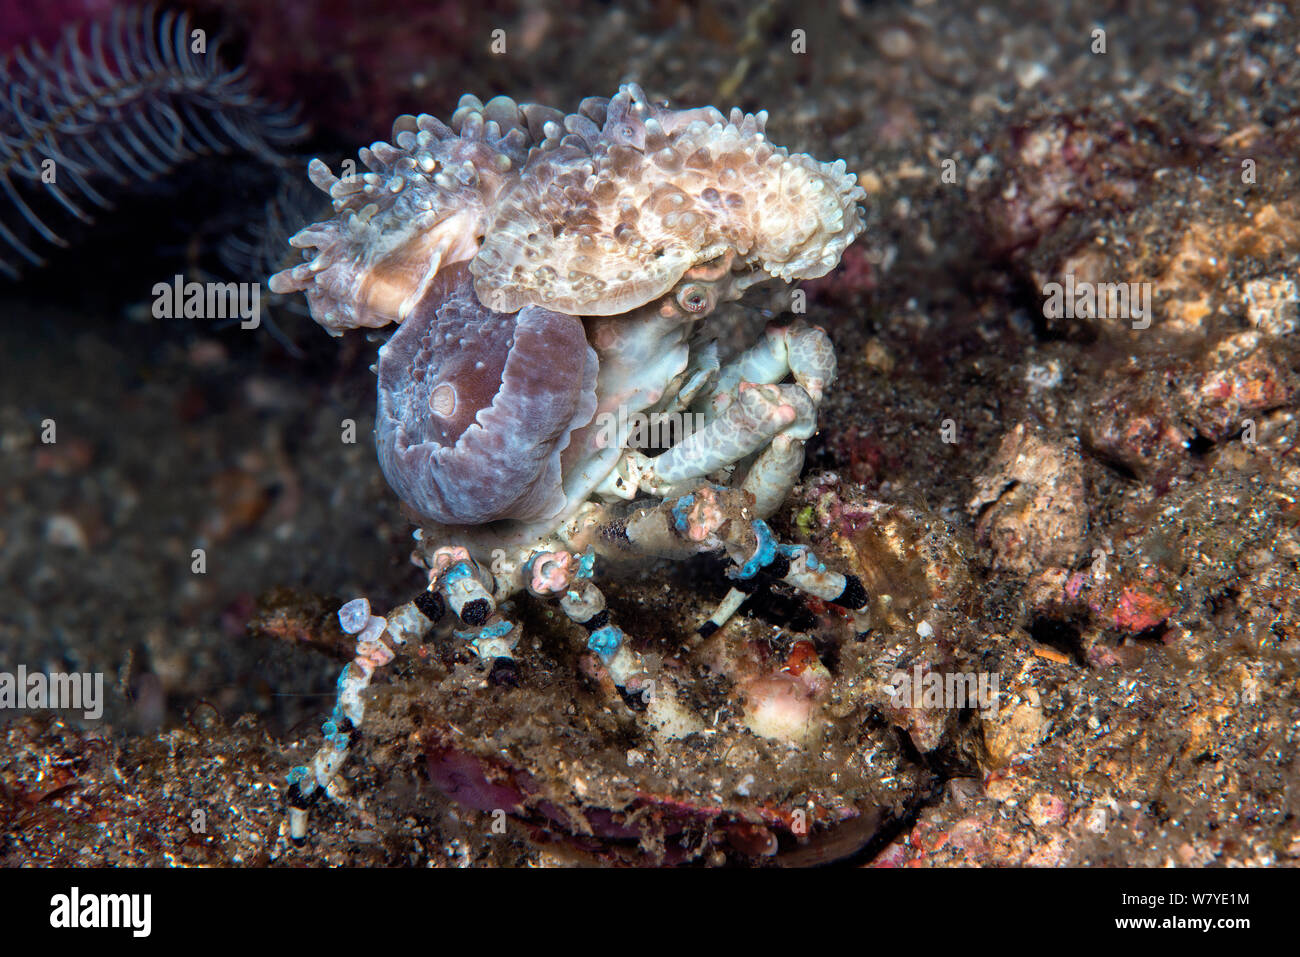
[283, 488, 867, 844]
[626, 382, 816, 496]
[713, 321, 837, 517]
[285, 544, 522, 843]
[502, 486, 870, 691]
[611, 319, 836, 517]
[426, 545, 523, 683]
[285, 590, 443, 844]
[712, 320, 837, 405]
[282, 539, 650, 843]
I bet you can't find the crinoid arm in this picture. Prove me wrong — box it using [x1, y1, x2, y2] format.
[0, 5, 304, 279]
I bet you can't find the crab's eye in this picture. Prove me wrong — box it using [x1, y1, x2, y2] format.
[676, 283, 711, 314]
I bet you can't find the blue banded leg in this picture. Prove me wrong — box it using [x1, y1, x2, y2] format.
[427, 546, 523, 684]
[286, 592, 441, 844]
[564, 580, 647, 697]
[615, 486, 870, 637]
[522, 548, 649, 706]
[697, 531, 869, 638]
[431, 547, 495, 626]
[454, 614, 522, 686]
[721, 515, 870, 611]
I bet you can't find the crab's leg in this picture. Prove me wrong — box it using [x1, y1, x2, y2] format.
[738, 432, 807, 518]
[622, 320, 836, 516]
[667, 486, 867, 610]
[287, 545, 528, 842]
[715, 321, 837, 517]
[430, 544, 650, 698]
[595, 485, 869, 632]
[426, 546, 526, 684]
[710, 320, 836, 406]
[521, 547, 649, 700]
[285, 592, 441, 844]
[629, 381, 816, 494]
[696, 586, 750, 638]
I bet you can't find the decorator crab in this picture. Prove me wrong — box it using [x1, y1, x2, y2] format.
[269, 84, 869, 842]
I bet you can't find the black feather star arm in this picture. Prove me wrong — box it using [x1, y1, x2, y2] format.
[0, 4, 306, 278]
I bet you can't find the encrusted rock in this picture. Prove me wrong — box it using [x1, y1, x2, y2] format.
[968, 423, 1087, 575]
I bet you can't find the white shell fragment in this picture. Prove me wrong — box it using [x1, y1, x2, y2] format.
[338, 598, 371, 634]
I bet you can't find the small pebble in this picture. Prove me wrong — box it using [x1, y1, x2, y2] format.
[876, 27, 915, 60]
[45, 513, 88, 550]
[339, 598, 370, 634]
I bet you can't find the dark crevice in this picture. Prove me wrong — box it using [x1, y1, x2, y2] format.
[1028, 616, 1087, 665]
[1186, 432, 1216, 458]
